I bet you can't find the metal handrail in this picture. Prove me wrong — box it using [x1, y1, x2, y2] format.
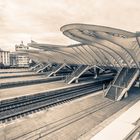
[65, 65, 89, 83]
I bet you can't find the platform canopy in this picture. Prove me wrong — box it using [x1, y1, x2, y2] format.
[26, 24, 140, 69]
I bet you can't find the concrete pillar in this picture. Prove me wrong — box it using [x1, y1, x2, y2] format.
[93, 67, 98, 79]
[139, 81, 140, 87]
[94, 74, 97, 79]
[75, 79, 79, 83]
[103, 84, 105, 96]
[138, 77, 140, 87]
[124, 92, 128, 98]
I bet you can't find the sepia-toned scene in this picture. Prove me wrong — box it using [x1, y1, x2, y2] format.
[0, 0, 140, 140]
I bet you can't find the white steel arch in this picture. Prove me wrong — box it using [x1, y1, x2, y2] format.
[61, 24, 140, 68]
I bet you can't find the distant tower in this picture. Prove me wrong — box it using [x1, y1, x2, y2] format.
[15, 41, 29, 51]
[10, 41, 30, 68]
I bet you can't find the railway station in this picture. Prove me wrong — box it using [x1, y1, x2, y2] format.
[0, 23, 140, 140]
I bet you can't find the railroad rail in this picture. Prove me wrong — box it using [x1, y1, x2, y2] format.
[12, 100, 115, 140]
[124, 118, 140, 140]
[14, 91, 140, 140]
[0, 76, 113, 123]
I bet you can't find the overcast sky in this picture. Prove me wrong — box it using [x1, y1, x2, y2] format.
[0, 0, 140, 51]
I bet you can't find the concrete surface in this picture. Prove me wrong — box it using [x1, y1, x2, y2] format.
[0, 81, 68, 100]
[91, 100, 140, 140]
[0, 87, 139, 140]
[78, 87, 140, 140]
[0, 75, 48, 84]
[0, 69, 29, 73]
[0, 72, 35, 77]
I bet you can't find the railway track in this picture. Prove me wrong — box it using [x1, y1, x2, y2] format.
[12, 100, 115, 140]
[125, 126, 140, 140]
[124, 118, 140, 140]
[11, 94, 140, 140]
[0, 77, 113, 123]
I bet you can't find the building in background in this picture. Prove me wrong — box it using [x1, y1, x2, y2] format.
[10, 41, 30, 68]
[10, 53, 17, 67]
[0, 48, 10, 68]
[15, 41, 29, 51]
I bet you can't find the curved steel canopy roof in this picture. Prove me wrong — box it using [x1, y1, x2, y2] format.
[61, 24, 140, 68]
[26, 24, 140, 69]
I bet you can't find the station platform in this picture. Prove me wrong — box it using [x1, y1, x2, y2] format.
[0, 80, 95, 100]
[76, 87, 140, 140]
[0, 75, 57, 89]
[0, 79, 102, 101]
[0, 75, 47, 84]
[0, 87, 139, 140]
[90, 99, 140, 140]
[0, 75, 64, 91]
[0, 74, 112, 100]
[0, 68, 29, 73]
[0, 71, 36, 78]
[0, 80, 67, 100]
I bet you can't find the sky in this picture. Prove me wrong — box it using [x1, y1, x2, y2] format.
[0, 0, 140, 51]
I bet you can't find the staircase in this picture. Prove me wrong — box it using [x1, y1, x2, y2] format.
[105, 67, 139, 101]
[36, 63, 51, 73]
[34, 65, 44, 72]
[46, 64, 66, 77]
[30, 63, 42, 71]
[65, 65, 91, 84]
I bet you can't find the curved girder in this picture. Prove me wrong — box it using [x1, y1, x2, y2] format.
[61, 24, 139, 68]
[76, 46, 95, 65]
[28, 41, 66, 49]
[72, 29, 132, 66]
[27, 52, 49, 63]
[82, 45, 106, 66]
[94, 31, 139, 68]
[26, 25, 140, 68]
[28, 42, 86, 64]
[69, 43, 122, 67]
[61, 24, 136, 38]
[63, 30, 130, 67]
[28, 40, 113, 66]
[51, 49, 81, 64]
[87, 45, 122, 68]
[26, 49, 60, 64]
